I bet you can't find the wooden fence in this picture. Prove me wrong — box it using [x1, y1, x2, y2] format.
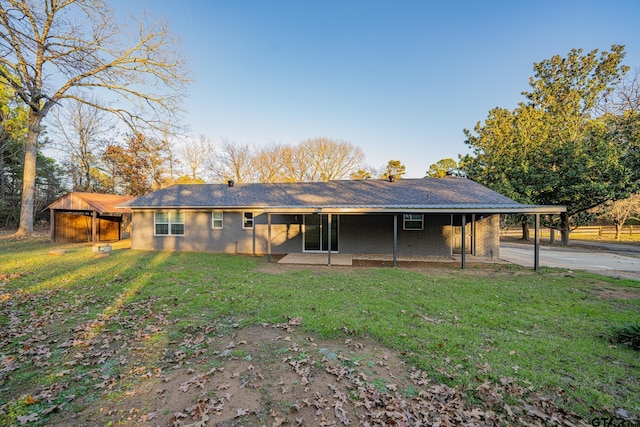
[569, 225, 635, 236]
[501, 225, 635, 237]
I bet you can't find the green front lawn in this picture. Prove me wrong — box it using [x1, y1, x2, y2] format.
[0, 237, 638, 425]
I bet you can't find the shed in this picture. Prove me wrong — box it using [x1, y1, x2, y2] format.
[47, 192, 134, 243]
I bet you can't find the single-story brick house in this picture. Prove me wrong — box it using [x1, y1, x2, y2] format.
[121, 178, 565, 268]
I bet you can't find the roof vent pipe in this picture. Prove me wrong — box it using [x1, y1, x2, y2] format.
[228, 180, 234, 187]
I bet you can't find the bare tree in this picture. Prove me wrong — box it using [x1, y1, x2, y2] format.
[51, 99, 114, 191]
[598, 194, 640, 240]
[159, 125, 181, 186]
[205, 138, 256, 184]
[0, 0, 190, 235]
[297, 138, 365, 182]
[203, 137, 366, 184]
[254, 143, 286, 183]
[181, 134, 212, 181]
[597, 68, 640, 116]
[280, 144, 308, 183]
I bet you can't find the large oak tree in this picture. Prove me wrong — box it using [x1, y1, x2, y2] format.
[463, 45, 637, 244]
[0, 0, 189, 235]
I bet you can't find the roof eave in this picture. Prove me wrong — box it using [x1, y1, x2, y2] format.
[127, 205, 566, 214]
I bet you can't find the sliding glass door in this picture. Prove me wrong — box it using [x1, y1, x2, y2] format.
[303, 214, 338, 252]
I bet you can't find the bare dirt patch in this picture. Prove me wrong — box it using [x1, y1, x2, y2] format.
[0, 226, 49, 242]
[591, 286, 640, 300]
[44, 320, 594, 427]
[586, 270, 640, 281]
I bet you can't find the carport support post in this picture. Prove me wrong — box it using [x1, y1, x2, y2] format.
[50, 209, 55, 242]
[327, 213, 332, 266]
[534, 213, 540, 271]
[252, 222, 256, 256]
[267, 213, 272, 263]
[91, 211, 97, 243]
[393, 214, 398, 267]
[461, 214, 466, 269]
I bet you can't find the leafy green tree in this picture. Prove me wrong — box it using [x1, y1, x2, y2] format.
[350, 169, 372, 180]
[34, 153, 66, 223]
[0, 68, 28, 226]
[426, 158, 458, 178]
[175, 175, 205, 185]
[381, 160, 406, 180]
[463, 45, 635, 244]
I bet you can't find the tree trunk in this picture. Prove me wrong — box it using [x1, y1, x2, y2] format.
[560, 212, 570, 245]
[84, 160, 91, 192]
[546, 214, 556, 244]
[615, 222, 622, 240]
[520, 215, 530, 241]
[15, 112, 42, 236]
[0, 147, 5, 202]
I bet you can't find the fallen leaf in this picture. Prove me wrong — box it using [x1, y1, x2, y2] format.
[272, 416, 287, 426]
[17, 413, 39, 425]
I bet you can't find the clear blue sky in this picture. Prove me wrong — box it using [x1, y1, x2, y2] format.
[123, 0, 640, 178]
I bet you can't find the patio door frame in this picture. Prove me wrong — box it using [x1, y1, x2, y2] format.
[303, 213, 339, 253]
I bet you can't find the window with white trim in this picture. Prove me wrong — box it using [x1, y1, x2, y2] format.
[403, 213, 424, 230]
[212, 211, 223, 229]
[243, 212, 254, 229]
[154, 211, 184, 235]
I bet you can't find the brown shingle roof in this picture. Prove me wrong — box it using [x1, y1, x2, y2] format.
[48, 192, 135, 214]
[123, 179, 564, 214]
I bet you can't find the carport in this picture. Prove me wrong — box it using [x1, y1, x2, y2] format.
[47, 192, 134, 243]
[265, 209, 565, 271]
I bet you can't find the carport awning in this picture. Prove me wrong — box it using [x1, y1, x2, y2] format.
[47, 192, 134, 214]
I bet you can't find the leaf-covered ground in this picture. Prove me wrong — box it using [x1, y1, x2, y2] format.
[3, 312, 599, 427]
[0, 233, 638, 426]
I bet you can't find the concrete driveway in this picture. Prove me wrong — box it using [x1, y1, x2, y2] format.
[500, 241, 640, 280]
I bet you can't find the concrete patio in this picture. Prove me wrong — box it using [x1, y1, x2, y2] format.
[277, 253, 499, 267]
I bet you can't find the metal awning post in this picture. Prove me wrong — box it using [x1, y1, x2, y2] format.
[327, 213, 332, 266]
[393, 214, 398, 267]
[267, 213, 272, 263]
[461, 214, 466, 269]
[534, 214, 540, 271]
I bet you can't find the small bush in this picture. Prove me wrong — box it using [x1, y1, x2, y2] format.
[611, 322, 640, 350]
